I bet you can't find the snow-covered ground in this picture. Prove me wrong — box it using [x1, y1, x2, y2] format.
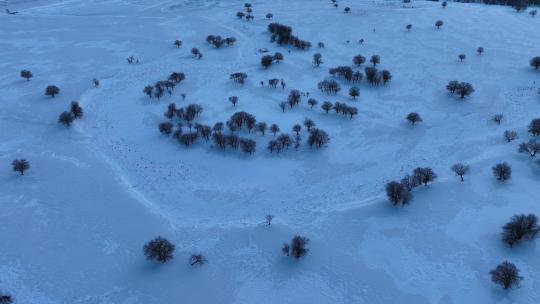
[1, 0, 539, 303]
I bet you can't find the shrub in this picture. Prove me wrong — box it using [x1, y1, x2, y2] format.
[385, 181, 412, 206]
[492, 114, 503, 125]
[143, 237, 175, 263]
[20, 70, 33, 81]
[58, 111, 74, 126]
[190, 253, 206, 266]
[490, 261, 522, 289]
[406, 112, 422, 125]
[502, 214, 540, 247]
[451, 163, 469, 181]
[282, 236, 309, 259]
[12, 159, 30, 175]
[265, 214, 274, 225]
[492, 162, 511, 181]
[45, 85, 60, 98]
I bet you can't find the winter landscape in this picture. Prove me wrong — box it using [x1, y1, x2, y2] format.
[1, 0, 540, 303]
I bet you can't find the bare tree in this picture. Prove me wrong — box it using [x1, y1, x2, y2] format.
[321, 101, 333, 113]
[529, 118, 540, 136]
[518, 140, 540, 157]
[12, 159, 30, 175]
[292, 124, 302, 136]
[308, 98, 318, 109]
[229, 96, 239, 107]
[406, 24, 412, 31]
[477, 47, 484, 55]
[370, 54, 380, 66]
[530, 56, 540, 70]
[45, 85, 60, 98]
[492, 162, 511, 181]
[492, 114, 503, 125]
[385, 181, 412, 206]
[265, 214, 274, 226]
[490, 261, 522, 289]
[270, 124, 280, 136]
[502, 214, 540, 247]
[282, 236, 309, 259]
[190, 253, 206, 266]
[71, 101, 83, 119]
[435, 20, 444, 29]
[504, 130, 519, 142]
[58, 111, 74, 126]
[406, 112, 422, 125]
[458, 54, 466, 62]
[20, 70, 33, 81]
[413, 167, 437, 186]
[349, 87, 360, 99]
[174, 39, 182, 48]
[143, 237, 175, 263]
[313, 53, 323, 67]
[451, 163, 469, 181]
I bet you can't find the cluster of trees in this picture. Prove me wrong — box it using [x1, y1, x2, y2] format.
[143, 236, 206, 266]
[318, 80, 341, 94]
[230, 72, 248, 84]
[261, 52, 284, 69]
[143, 72, 186, 100]
[236, 2, 254, 21]
[328, 66, 363, 82]
[267, 78, 286, 88]
[446, 80, 475, 98]
[385, 167, 438, 206]
[282, 236, 309, 259]
[518, 140, 540, 157]
[278, 89, 302, 111]
[267, 22, 311, 50]
[213, 132, 256, 154]
[268, 133, 297, 152]
[321, 101, 358, 118]
[11, 159, 30, 175]
[205, 35, 236, 48]
[58, 101, 84, 126]
[365, 67, 392, 85]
